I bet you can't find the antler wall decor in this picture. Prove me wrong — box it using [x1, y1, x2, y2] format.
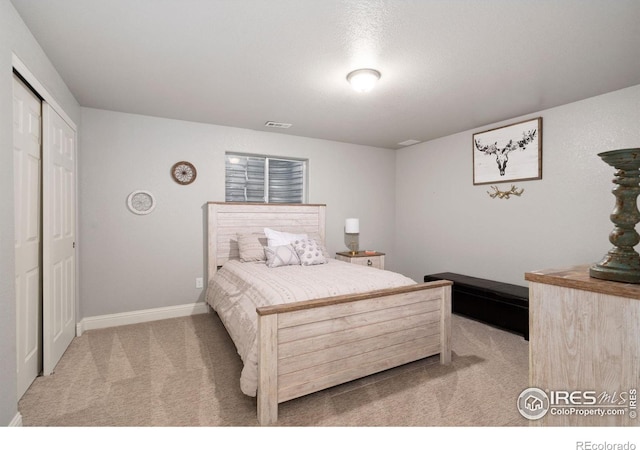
[487, 185, 524, 199]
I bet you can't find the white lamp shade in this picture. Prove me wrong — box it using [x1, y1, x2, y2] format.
[345, 218, 360, 233]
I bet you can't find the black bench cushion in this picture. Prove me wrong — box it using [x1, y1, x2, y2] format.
[424, 272, 529, 339]
[423, 272, 528, 307]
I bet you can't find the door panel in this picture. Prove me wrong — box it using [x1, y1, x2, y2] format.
[43, 103, 76, 376]
[13, 74, 42, 399]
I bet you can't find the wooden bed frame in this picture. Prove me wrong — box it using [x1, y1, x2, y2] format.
[206, 202, 452, 425]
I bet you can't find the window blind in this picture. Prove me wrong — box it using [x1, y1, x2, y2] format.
[225, 154, 306, 203]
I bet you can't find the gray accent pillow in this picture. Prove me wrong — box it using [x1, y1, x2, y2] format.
[264, 244, 301, 268]
[292, 238, 328, 266]
[237, 233, 268, 262]
[309, 233, 330, 258]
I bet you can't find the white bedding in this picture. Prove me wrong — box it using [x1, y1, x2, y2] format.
[206, 258, 416, 396]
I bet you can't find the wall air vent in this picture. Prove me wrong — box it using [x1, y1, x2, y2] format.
[265, 121, 292, 129]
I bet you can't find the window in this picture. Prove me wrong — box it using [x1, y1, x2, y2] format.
[225, 153, 307, 203]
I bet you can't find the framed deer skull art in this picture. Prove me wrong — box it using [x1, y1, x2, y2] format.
[472, 117, 542, 185]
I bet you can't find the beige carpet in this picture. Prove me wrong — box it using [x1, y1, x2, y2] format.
[18, 312, 530, 427]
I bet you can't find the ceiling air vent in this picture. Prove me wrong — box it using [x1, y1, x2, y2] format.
[265, 121, 292, 129]
[398, 139, 421, 146]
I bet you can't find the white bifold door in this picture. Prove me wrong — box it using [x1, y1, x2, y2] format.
[42, 99, 76, 377]
[14, 74, 76, 400]
[14, 75, 43, 399]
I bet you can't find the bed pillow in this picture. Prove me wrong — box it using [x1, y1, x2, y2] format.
[309, 233, 330, 259]
[237, 233, 268, 262]
[264, 227, 307, 247]
[291, 238, 328, 266]
[264, 244, 301, 268]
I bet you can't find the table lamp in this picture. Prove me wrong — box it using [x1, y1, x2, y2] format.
[345, 218, 360, 255]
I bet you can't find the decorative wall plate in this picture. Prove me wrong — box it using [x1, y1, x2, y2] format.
[171, 161, 197, 185]
[127, 190, 156, 215]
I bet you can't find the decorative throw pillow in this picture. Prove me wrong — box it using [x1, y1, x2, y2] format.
[237, 233, 268, 262]
[309, 233, 330, 259]
[264, 227, 307, 247]
[291, 238, 328, 266]
[264, 244, 301, 268]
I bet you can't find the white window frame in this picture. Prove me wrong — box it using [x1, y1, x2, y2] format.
[225, 152, 308, 203]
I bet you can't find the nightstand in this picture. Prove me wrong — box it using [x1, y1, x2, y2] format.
[335, 251, 385, 270]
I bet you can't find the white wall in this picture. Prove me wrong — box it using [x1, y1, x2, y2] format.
[395, 85, 640, 286]
[0, 0, 80, 425]
[79, 107, 397, 318]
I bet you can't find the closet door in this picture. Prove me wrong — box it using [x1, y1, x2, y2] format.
[42, 103, 76, 375]
[13, 75, 43, 399]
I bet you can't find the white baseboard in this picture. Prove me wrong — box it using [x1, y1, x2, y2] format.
[8, 412, 22, 427]
[76, 302, 210, 336]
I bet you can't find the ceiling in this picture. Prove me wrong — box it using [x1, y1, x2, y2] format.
[11, 0, 640, 150]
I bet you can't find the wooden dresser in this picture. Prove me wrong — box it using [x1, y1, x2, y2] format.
[525, 265, 639, 426]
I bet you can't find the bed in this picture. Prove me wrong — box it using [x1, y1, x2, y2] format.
[205, 202, 452, 425]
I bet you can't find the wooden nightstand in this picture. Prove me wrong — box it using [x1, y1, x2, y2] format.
[335, 251, 385, 270]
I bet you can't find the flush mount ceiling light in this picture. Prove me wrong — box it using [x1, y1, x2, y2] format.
[346, 68, 381, 93]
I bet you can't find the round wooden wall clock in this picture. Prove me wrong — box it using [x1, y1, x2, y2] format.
[171, 161, 197, 185]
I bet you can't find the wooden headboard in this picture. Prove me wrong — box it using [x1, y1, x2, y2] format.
[206, 202, 326, 280]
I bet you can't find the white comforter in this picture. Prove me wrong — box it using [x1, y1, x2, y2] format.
[206, 258, 416, 396]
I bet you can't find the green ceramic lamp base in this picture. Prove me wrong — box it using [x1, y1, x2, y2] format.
[590, 148, 640, 284]
[590, 260, 640, 284]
